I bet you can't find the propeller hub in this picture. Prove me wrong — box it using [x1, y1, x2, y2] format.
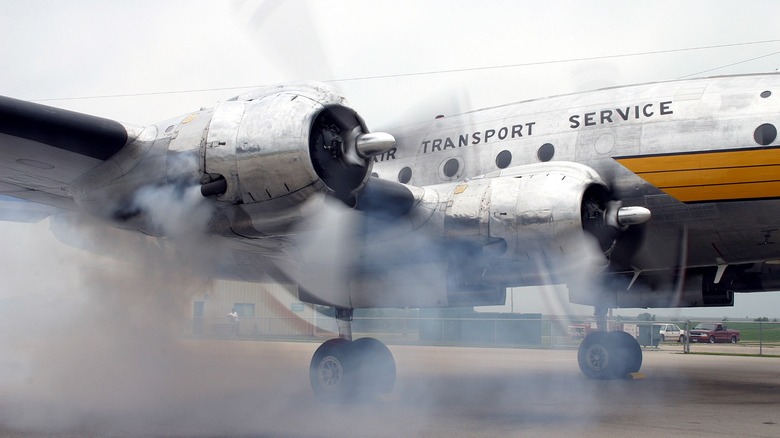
[355, 132, 396, 158]
[605, 202, 651, 230]
[616, 206, 652, 227]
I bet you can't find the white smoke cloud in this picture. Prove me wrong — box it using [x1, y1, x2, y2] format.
[0, 185, 227, 435]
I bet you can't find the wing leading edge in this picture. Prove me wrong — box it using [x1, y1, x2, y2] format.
[0, 96, 134, 212]
[0, 96, 128, 160]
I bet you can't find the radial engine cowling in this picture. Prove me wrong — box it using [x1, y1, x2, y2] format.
[202, 84, 393, 208]
[442, 162, 649, 266]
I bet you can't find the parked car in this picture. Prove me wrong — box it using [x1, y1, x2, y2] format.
[687, 323, 740, 343]
[655, 323, 684, 342]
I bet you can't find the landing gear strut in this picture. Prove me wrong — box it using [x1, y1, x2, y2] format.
[309, 307, 396, 400]
[577, 307, 642, 379]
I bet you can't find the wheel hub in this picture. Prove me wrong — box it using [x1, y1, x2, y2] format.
[585, 344, 609, 371]
[317, 355, 344, 391]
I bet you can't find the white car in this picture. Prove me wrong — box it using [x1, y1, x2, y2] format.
[655, 324, 685, 342]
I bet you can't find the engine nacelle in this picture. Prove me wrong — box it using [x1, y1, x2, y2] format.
[442, 162, 611, 259]
[72, 83, 394, 236]
[201, 83, 382, 208]
[344, 162, 653, 309]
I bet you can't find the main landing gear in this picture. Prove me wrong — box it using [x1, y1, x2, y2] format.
[577, 307, 642, 379]
[309, 308, 396, 400]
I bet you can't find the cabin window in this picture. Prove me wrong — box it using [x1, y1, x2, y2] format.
[443, 158, 460, 177]
[439, 157, 463, 180]
[537, 143, 555, 162]
[754, 124, 777, 146]
[398, 167, 412, 183]
[496, 150, 512, 169]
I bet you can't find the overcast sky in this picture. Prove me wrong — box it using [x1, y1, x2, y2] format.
[3, 0, 780, 319]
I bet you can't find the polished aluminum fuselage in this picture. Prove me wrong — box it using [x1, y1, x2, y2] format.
[373, 74, 780, 273]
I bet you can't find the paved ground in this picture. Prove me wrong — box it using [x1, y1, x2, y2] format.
[0, 340, 779, 437]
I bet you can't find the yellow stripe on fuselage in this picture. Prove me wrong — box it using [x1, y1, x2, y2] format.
[615, 147, 780, 202]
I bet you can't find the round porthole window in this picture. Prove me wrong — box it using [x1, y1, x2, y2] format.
[754, 123, 777, 146]
[438, 157, 464, 180]
[398, 167, 412, 183]
[537, 143, 555, 162]
[496, 150, 512, 169]
[761, 90, 772, 98]
[443, 158, 459, 177]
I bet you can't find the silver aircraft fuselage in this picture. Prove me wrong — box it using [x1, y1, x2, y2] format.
[372, 74, 780, 272]
[192, 74, 780, 309]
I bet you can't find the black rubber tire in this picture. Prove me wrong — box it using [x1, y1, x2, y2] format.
[709, 336, 716, 344]
[351, 337, 396, 395]
[578, 332, 619, 379]
[310, 338, 354, 400]
[730, 336, 738, 344]
[608, 330, 642, 376]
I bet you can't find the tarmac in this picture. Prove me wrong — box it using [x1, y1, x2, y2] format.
[0, 339, 779, 437]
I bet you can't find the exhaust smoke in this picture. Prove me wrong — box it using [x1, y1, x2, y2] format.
[0, 185, 227, 435]
[0, 185, 667, 437]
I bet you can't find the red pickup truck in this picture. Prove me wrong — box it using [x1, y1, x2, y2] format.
[686, 323, 740, 343]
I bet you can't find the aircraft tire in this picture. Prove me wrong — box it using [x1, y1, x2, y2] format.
[608, 330, 642, 375]
[351, 337, 396, 395]
[310, 338, 355, 400]
[578, 331, 640, 380]
[578, 332, 616, 379]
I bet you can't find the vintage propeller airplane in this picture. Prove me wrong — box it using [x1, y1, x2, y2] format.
[2, 71, 780, 399]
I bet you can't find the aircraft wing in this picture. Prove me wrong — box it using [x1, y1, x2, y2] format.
[0, 96, 132, 213]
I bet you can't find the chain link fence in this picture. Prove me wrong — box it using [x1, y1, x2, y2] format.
[190, 313, 780, 356]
